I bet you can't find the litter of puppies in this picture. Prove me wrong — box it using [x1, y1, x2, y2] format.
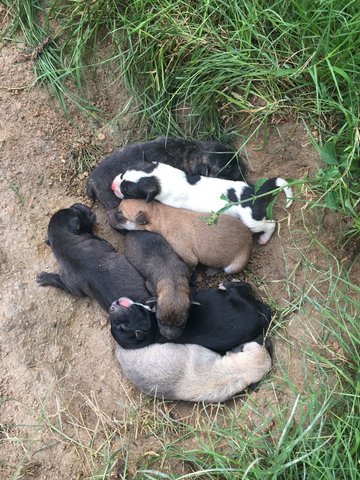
[37, 136, 294, 402]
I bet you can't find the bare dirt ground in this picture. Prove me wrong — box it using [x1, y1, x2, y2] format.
[0, 37, 355, 479]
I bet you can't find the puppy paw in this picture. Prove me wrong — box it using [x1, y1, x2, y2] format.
[36, 272, 53, 286]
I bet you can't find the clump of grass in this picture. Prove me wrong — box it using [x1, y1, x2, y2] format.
[2, 0, 359, 236]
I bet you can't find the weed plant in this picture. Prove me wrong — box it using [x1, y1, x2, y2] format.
[1, 0, 359, 236]
[1, 2, 359, 478]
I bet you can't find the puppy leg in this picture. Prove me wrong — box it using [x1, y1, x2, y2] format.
[224, 251, 251, 274]
[257, 221, 276, 245]
[36, 272, 72, 294]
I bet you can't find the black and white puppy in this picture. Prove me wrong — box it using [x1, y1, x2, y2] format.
[115, 339, 272, 402]
[109, 281, 272, 354]
[112, 162, 293, 244]
[86, 136, 246, 210]
[36, 204, 150, 309]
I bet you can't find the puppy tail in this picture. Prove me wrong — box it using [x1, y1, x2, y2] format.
[256, 177, 293, 208]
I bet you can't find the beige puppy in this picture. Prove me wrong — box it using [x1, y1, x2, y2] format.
[108, 199, 252, 273]
[116, 340, 272, 402]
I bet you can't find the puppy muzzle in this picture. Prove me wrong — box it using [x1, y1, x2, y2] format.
[159, 323, 186, 339]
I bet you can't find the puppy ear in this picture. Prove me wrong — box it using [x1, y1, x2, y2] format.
[135, 329, 148, 341]
[145, 189, 157, 203]
[135, 211, 148, 225]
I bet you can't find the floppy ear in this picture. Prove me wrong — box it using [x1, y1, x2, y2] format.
[145, 189, 157, 203]
[135, 329, 148, 341]
[135, 211, 148, 225]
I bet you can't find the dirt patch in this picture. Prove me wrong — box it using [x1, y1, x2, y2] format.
[0, 39, 352, 478]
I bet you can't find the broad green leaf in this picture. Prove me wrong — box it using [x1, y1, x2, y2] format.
[320, 142, 338, 165]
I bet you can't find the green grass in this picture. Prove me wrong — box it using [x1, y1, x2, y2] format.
[1, 0, 359, 235]
[2, 232, 358, 479]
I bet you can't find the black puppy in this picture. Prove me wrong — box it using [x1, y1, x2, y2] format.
[110, 281, 272, 354]
[86, 136, 246, 209]
[37, 203, 150, 309]
[123, 231, 192, 339]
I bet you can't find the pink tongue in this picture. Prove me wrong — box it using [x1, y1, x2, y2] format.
[117, 297, 133, 308]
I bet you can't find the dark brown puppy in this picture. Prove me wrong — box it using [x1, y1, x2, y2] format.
[36, 204, 150, 310]
[87, 136, 246, 209]
[109, 199, 252, 274]
[123, 231, 192, 339]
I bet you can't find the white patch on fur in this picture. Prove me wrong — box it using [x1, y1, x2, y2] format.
[276, 177, 293, 208]
[121, 163, 292, 243]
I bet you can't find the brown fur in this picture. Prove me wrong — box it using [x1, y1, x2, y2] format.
[109, 200, 253, 273]
[123, 231, 191, 339]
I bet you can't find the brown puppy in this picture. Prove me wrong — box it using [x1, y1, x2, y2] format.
[108, 199, 252, 274]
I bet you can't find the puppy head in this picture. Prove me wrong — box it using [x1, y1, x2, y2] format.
[205, 158, 245, 181]
[107, 199, 150, 232]
[47, 203, 96, 242]
[69, 203, 96, 233]
[111, 164, 161, 202]
[155, 283, 191, 339]
[109, 297, 154, 348]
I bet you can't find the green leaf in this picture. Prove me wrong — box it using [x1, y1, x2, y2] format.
[320, 142, 338, 165]
[325, 191, 338, 209]
[254, 177, 269, 194]
[266, 197, 277, 220]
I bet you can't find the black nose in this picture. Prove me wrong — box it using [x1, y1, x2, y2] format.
[159, 324, 186, 340]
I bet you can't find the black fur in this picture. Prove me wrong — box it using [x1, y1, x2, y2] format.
[110, 281, 272, 354]
[120, 175, 160, 203]
[124, 231, 192, 339]
[86, 137, 246, 209]
[239, 179, 280, 221]
[36, 204, 150, 310]
[226, 187, 238, 203]
[185, 173, 201, 185]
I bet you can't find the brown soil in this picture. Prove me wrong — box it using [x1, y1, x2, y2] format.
[0, 38, 354, 479]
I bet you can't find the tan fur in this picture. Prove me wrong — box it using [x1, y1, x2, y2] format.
[156, 278, 191, 327]
[116, 199, 252, 272]
[116, 341, 272, 402]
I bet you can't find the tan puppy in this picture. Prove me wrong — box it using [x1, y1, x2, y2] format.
[115, 340, 272, 402]
[108, 199, 252, 273]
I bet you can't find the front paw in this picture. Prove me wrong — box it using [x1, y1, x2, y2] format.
[36, 271, 53, 286]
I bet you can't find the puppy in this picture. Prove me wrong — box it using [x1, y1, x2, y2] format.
[123, 231, 192, 339]
[115, 339, 272, 402]
[86, 136, 246, 209]
[109, 281, 271, 354]
[36, 204, 150, 309]
[112, 162, 293, 244]
[108, 199, 252, 274]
